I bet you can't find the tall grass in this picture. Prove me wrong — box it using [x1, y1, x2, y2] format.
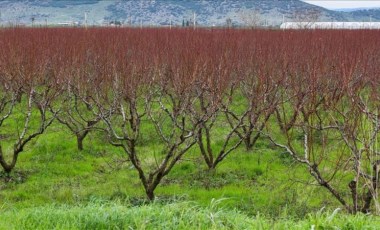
[0, 199, 378, 230]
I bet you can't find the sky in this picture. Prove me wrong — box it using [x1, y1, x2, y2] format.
[303, 1, 380, 9]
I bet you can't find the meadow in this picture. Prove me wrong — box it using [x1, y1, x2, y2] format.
[0, 27, 379, 229]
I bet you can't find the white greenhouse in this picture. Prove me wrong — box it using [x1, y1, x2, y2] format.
[280, 22, 380, 29]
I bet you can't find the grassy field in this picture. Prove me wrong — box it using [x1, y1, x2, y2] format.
[1, 200, 379, 229]
[0, 118, 378, 229]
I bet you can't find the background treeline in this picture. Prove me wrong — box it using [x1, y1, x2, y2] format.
[0, 28, 380, 215]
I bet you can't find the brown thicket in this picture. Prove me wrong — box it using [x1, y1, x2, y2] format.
[0, 28, 379, 210]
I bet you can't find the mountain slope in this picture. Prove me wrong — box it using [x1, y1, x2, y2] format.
[0, 0, 377, 26]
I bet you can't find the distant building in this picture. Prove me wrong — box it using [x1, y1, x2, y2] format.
[280, 22, 380, 29]
[56, 21, 79, 27]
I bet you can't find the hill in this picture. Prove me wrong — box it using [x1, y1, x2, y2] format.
[0, 0, 379, 27]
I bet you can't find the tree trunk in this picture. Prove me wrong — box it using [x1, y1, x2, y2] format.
[244, 124, 262, 152]
[146, 189, 155, 201]
[244, 132, 252, 151]
[207, 163, 217, 171]
[208, 164, 218, 173]
[0, 146, 18, 175]
[361, 162, 379, 213]
[349, 180, 358, 214]
[76, 131, 89, 151]
[0, 160, 15, 175]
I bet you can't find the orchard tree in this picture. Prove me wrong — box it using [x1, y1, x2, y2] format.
[0, 29, 63, 177]
[82, 34, 210, 200]
[265, 32, 380, 213]
[0, 58, 61, 176]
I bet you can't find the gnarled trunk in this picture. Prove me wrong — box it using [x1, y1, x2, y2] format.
[76, 130, 89, 151]
[0, 146, 19, 176]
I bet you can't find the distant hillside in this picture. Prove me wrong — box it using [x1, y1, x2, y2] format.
[0, 0, 378, 27]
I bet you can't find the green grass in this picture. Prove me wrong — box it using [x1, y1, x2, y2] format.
[0, 199, 378, 230]
[0, 101, 378, 228]
[0, 123, 345, 212]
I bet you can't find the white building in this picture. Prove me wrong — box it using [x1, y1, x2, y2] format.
[280, 22, 380, 29]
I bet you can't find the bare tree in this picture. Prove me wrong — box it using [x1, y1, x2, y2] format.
[240, 9, 262, 28]
[264, 78, 351, 210]
[52, 60, 106, 151]
[292, 8, 321, 29]
[264, 47, 379, 213]
[192, 80, 249, 170]
[54, 85, 102, 151]
[227, 70, 279, 151]
[0, 69, 60, 177]
[85, 59, 206, 200]
[328, 90, 380, 214]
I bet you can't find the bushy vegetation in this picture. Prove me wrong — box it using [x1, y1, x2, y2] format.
[0, 28, 379, 228]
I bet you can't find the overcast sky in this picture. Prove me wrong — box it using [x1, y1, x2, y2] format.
[303, 1, 380, 9]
